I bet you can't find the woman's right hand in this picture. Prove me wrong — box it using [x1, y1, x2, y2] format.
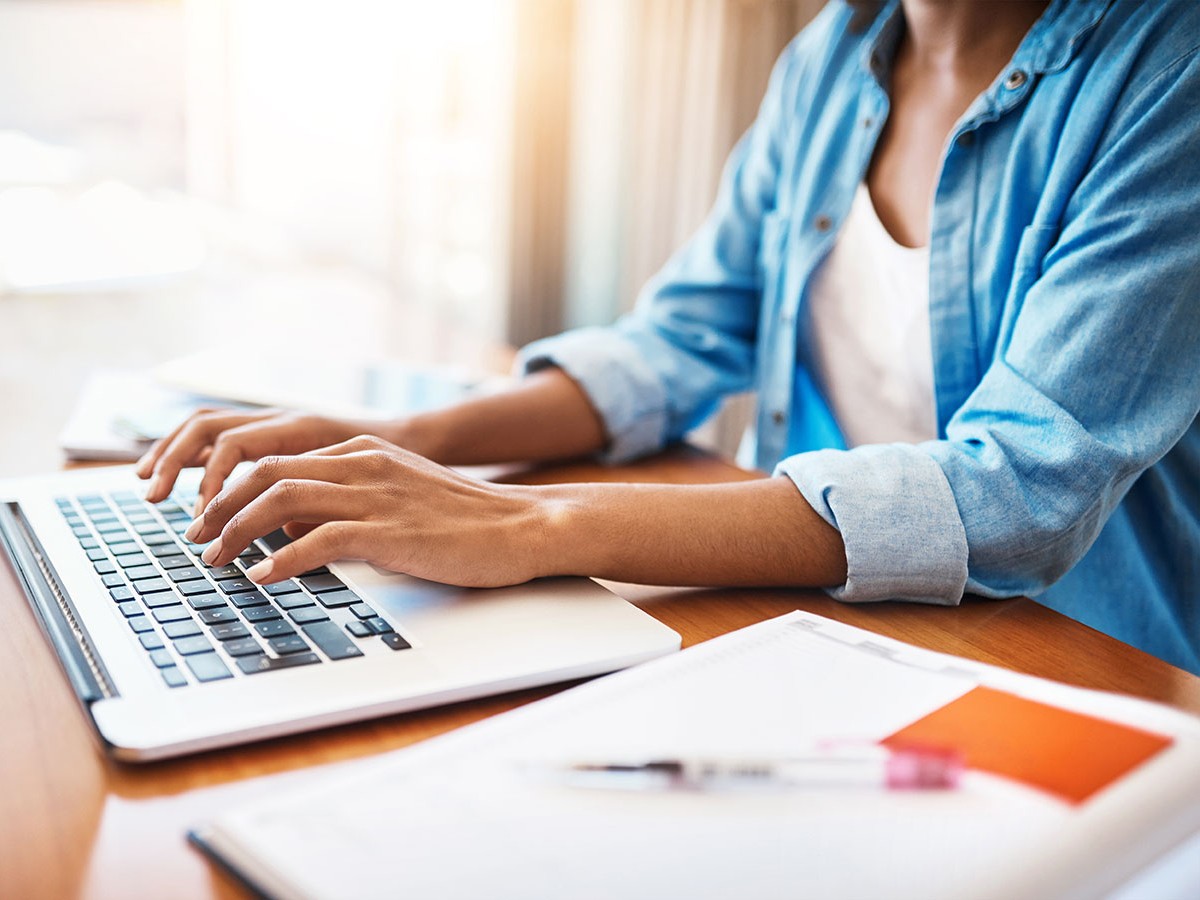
[135, 408, 391, 514]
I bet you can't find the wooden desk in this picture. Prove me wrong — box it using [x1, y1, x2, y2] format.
[2, 446, 1199, 900]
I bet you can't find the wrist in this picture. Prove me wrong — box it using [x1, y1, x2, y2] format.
[525, 483, 596, 579]
[381, 412, 449, 462]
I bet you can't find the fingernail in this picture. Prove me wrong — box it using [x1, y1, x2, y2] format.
[184, 518, 204, 541]
[192, 497, 206, 518]
[135, 457, 150, 477]
[142, 476, 160, 501]
[245, 558, 274, 583]
[201, 539, 222, 565]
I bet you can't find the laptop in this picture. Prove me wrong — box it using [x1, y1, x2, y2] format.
[0, 464, 680, 761]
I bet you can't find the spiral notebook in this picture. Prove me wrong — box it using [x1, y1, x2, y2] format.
[190, 611, 1200, 900]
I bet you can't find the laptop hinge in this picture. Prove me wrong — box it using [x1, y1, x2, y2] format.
[0, 502, 116, 703]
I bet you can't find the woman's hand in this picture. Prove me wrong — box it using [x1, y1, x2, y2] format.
[186, 435, 549, 588]
[136, 408, 399, 514]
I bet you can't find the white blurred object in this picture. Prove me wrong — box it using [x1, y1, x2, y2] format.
[0, 180, 206, 292]
[0, 130, 85, 185]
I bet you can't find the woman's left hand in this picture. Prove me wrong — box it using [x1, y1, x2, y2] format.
[185, 435, 550, 588]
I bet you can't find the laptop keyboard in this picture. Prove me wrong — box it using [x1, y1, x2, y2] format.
[54, 489, 411, 689]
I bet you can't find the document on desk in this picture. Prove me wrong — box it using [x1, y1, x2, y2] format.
[191, 612, 1200, 900]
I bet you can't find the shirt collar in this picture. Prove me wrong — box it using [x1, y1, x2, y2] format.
[860, 0, 1114, 82]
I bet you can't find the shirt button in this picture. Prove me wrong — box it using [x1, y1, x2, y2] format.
[862, 116, 874, 129]
[1004, 69, 1027, 90]
[771, 410, 785, 426]
[814, 214, 833, 232]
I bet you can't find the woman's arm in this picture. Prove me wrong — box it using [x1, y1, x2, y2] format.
[185, 436, 847, 590]
[139, 369, 607, 510]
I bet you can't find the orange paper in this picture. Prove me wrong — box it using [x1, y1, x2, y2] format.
[882, 686, 1173, 804]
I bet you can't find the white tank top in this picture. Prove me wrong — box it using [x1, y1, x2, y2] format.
[806, 183, 937, 447]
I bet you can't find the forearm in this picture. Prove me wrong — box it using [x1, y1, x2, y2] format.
[531, 476, 847, 587]
[389, 368, 608, 466]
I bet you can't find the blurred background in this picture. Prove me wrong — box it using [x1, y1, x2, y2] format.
[0, 0, 823, 475]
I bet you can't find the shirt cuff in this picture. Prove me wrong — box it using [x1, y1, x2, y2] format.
[515, 327, 670, 464]
[775, 444, 969, 605]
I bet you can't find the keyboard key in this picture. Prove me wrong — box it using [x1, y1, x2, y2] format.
[179, 580, 217, 596]
[275, 593, 314, 611]
[149, 543, 183, 559]
[210, 622, 250, 642]
[381, 633, 411, 651]
[187, 593, 227, 611]
[257, 529, 292, 553]
[142, 532, 177, 546]
[86, 548, 109, 562]
[132, 578, 171, 595]
[289, 607, 330, 625]
[107, 541, 140, 556]
[345, 621, 372, 638]
[238, 550, 266, 565]
[263, 580, 302, 596]
[152, 605, 192, 624]
[236, 652, 321, 675]
[164, 620, 202, 639]
[109, 586, 134, 602]
[101, 573, 125, 589]
[169, 567, 205, 583]
[268, 634, 310, 655]
[185, 652, 232, 682]
[173, 635, 214, 656]
[222, 637, 264, 657]
[302, 621, 364, 661]
[125, 565, 162, 581]
[198, 606, 236, 625]
[241, 605, 281, 623]
[366, 617, 394, 635]
[144, 591, 184, 609]
[161, 666, 187, 688]
[157, 554, 193, 570]
[94, 521, 127, 535]
[115, 553, 150, 569]
[349, 603, 378, 620]
[299, 574, 345, 594]
[148, 648, 175, 668]
[218, 578, 258, 594]
[255, 620, 296, 639]
[208, 564, 243, 579]
[139, 632, 165, 651]
[79, 537, 100, 551]
[229, 591, 268, 609]
[133, 521, 165, 535]
[316, 589, 360, 608]
[93, 560, 117, 575]
[117, 600, 142, 617]
[127, 615, 155, 634]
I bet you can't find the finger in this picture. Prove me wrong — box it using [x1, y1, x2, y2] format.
[245, 521, 362, 584]
[135, 405, 224, 478]
[200, 480, 364, 568]
[282, 521, 318, 539]
[187, 454, 353, 543]
[145, 412, 268, 503]
[194, 419, 311, 516]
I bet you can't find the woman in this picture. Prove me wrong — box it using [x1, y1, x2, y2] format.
[141, 0, 1200, 673]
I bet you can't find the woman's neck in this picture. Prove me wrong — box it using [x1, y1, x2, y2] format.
[900, 0, 1048, 74]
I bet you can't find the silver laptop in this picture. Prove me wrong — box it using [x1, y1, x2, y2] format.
[0, 464, 680, 761]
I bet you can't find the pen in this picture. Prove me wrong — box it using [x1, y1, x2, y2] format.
[544, 745, 963, 791]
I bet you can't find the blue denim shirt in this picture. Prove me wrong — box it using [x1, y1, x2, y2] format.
[520, 0, 1200, 674]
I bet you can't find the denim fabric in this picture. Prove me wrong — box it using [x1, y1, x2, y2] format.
[519, 0, 1200, 674]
